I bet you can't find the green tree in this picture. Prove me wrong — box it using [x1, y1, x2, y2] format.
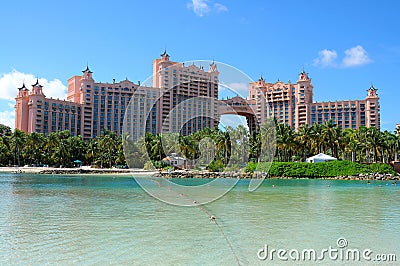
[11, 129, 26, 166]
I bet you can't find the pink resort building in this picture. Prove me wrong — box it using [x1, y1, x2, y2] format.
[15, 52, 220, 140]
[247, 70, 380, 130]
[15, 52, 380, 140]
[153, 50, 219, 135]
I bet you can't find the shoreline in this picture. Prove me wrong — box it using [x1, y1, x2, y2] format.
[155, 170, 400, 181]
[0, 166, 157, 176]
[0, 167, 399, 181]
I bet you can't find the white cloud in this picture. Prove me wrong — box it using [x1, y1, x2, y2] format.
[187, 0, 227, 17]
[342, 45, 372, 67]
[0, 70, 68, 130]
[219, 114, 248, 130]
[188, 0, 210, 16]
[313, 45, 372, 68]
[219, 82, 249, 98]
[214, 3, 228, 13]
[313, 49, 338, 67]
[0, 70, 67, 101]
[0, 109, 15, 129]
[227, 82, 248, 96]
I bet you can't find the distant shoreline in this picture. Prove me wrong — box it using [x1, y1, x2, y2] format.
[0, 166, 157, 176]
[155, 170, 400, 181]
[0, 167, 399, 181]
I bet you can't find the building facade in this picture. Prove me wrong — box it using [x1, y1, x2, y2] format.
[247, 70, 380, 130]
[15, 53, 381, 140]
[15, 52, 220, 140]
[15, 80, 82, 136]
[67, 66, 159, 140]
[152, 50, 219, 135]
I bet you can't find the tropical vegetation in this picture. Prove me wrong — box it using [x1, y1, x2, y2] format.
[245, 161, 397, 176]
[0, 119, 399, 173]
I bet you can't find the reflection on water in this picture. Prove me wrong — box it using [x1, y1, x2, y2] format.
[0, 174, 399, 265]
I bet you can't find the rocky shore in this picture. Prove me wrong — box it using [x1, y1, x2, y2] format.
[156, 170, 400, 180]
[1, 167, 398, 180]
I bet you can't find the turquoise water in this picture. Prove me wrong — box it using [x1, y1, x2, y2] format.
[0, 174, 399, 265]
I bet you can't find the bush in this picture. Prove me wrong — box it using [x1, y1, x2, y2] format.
[245, 160, 397, 177]
[206, 160, 225, 172]
[143, 161, 155, 170]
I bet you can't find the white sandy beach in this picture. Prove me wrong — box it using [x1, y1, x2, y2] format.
[0, 166, 158, 176]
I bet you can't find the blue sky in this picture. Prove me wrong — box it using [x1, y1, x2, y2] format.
[0, 0, 399, 131]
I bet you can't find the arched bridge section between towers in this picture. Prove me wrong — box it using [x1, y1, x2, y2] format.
[218, 96, 259, 133]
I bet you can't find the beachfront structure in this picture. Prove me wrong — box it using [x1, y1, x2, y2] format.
[396, 124, 400, 136]
[306, 153, 337, 163]
[152, 50, 219, 135]
[15, 52, 380, 139]
[16, 67, 159, 141]
[67, 66, 159, 140]
[247, 70, 380, 130]
[15, 80, 82, 136]
[15, 52, 219, 140]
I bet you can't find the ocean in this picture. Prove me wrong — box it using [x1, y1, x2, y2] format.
[0, 173, 399, 265]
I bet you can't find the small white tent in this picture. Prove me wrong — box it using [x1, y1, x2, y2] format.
[306, 153, 337, 163]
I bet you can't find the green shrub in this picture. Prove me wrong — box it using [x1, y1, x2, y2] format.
[144, 160, 169, 170]
[245, 160, 396, 177]
[143, 161, 155, 170]
[206, 159, 225, 172]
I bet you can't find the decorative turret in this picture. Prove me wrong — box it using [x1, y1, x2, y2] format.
[209, 59, 218, 73]
[296, 68, 313, 104]
[31, 79, 45, 96]
[367, 84, 378, 98]
[160, 49, 170, 61]
[17, 83, 29, 97]
[18, 83, 28, 91]
[82, 64, 93, 80]
[257, 74, 265, 86]
[298, 68, 310, 82]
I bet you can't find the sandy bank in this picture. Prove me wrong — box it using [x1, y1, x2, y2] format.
[0, 166, 157, 176]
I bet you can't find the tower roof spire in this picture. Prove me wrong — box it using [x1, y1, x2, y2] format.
[209, 59, 218, 72]
[161, 49, 169, 58]
[82, 64, 93, 73]
[18, 82, 27, 91]
[32, 78, 41, 87]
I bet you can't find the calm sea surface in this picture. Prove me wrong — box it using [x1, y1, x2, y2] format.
[0, 173, 399, 265]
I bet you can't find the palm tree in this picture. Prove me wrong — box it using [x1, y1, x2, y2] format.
[55, 130, 71, 167]
[366, 127, 382, 163]
[296, 124, 312, 161]
[344, 128, 358, 162]
[335, 127, 347, 160]
[381, 130, 397, 163]
[86, 138, 98, 166]
[98, 131, 118, 168]
[44, 132, 60, 166]
[321, 120, 337, 157]
[216, 131, 231, 165]
[0, 136, 11, 166]
[179, 135, 196, 163]
[249, 131, 260, 162]
[68, 135, 86, 166]
[310, 123, 323, 155]
[151, 134, 166, 161]
[11, 129, 26, 166]
[24, 132, 45, 166]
